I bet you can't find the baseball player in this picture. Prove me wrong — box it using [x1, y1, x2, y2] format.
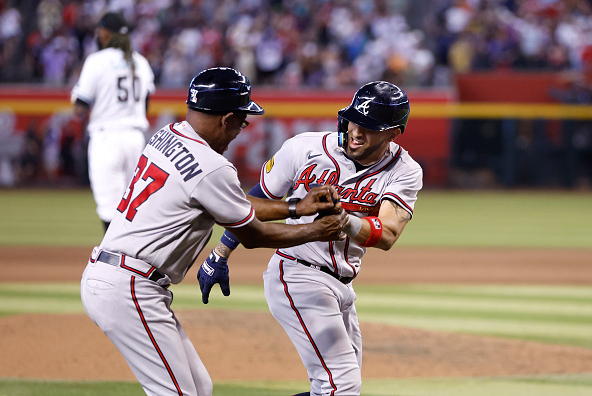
[80, 67, 348, 396]
[71, 12, 155, 233]
[200, 82, 423, 395]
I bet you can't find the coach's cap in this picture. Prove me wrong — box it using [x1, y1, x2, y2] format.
[186, 67, 264, 115]
[98, 12, 129, 35]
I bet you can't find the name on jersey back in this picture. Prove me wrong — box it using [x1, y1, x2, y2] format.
[147, 129, 202, 182]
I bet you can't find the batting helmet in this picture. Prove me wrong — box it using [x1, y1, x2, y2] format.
[186, 67, 264, 115]
[337, 81, 410, 149]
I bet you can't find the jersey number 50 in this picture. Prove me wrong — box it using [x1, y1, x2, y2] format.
[117, 75, 141, 102]
[117, 155, 169, 221]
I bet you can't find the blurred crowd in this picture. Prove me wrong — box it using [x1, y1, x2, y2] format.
[1, 0, 592, 89]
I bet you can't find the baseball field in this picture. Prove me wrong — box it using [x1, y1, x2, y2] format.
[1, 188, 591, 396]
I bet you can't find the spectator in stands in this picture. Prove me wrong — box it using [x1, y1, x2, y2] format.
[3, 0, 591, 89]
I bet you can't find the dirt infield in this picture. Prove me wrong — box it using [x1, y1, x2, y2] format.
[1, 245, 592, 382]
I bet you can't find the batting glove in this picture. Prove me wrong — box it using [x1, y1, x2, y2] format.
[197, 250, 230, 304]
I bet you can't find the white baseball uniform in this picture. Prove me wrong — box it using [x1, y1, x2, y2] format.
[71, 47, 155, 223]
[261, 131, 422, 395]
[81, 121, 255, 396]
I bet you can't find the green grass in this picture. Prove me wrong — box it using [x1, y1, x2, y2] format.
[0, 189, 103, 246]
[3, 283, 592, 348]
[405, 190, 592, 248]
[354, 284, 592, 348]
[1, 189, 591, 247]
[0, 378, 144, 395]
[2, 375, 592, 396]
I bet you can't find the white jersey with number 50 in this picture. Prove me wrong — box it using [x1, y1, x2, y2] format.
[260, 131, 423, 279]
[71, 47, 155, 135]
[100, 121, 255, 284]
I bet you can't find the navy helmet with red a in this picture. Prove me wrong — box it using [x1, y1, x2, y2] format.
[186, 67, 264, 115]
[337, 81, 410, 148]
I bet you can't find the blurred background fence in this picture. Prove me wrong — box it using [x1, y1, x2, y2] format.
[0, 0, 591, 189]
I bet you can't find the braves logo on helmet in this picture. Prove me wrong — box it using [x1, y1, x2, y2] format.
[337, 81, 410, 149]
[354, 97, 374, 116]
[185, 67, 264, 115]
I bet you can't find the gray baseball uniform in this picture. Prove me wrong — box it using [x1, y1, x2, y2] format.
[261, 131, 422, 395]
[81, 120, 254, 396]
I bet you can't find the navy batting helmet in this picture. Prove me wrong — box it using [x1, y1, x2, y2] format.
[186, 67, 264, 115]
[337, 81, 410, 149]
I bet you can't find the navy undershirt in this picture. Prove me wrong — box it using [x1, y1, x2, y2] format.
[344, 153, 370, 173]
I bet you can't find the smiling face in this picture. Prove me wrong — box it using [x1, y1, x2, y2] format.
[344, 122, 401, 165]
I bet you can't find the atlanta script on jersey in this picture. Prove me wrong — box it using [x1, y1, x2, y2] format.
[260, 131, 422, 279]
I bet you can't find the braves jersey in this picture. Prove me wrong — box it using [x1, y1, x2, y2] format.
[100, 121, 255, 284]
[71, 47, 155, 135]
[261, 131, 422, 278]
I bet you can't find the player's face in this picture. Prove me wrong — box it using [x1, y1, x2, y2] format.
[220, 112, 249, 152]
[345, 122, 400, 165]
[96, 27, 112, 50]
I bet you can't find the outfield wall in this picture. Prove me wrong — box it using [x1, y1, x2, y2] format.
[1, 76, 590, 188]
[0, 86, 452, 187]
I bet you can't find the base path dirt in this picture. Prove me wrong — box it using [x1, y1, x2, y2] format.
[1, 245, 592, 382]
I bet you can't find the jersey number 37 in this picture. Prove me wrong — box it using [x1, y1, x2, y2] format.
[117, 155, 169, 221]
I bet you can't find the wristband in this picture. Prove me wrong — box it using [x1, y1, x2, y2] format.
[288, 198, 301, 219]
[360, 216, 382, 247]
[343, 214, 363, 238]
[220, 230, 240, 250]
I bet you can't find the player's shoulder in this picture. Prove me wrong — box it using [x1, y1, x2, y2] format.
[87, 47, 119, 60]
[170, 121, 230, 164]
[285, 131, 335, 147]
[398, 145, 421, 167]
[148, 122, 235, 179]
[291, 131, 334, 140]
[392, 143, 423, 177]
[132, 52, 151, 67]
[81, 48, 119, 69]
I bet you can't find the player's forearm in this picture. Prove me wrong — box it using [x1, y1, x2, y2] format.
[232, 214, 346, 249]
[213, 241, 234, 258]
[237, 223, 324, 248]
[344, 215, 400, 251]
[247, 196, 292, 221]
[247, 184, 340, 222]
